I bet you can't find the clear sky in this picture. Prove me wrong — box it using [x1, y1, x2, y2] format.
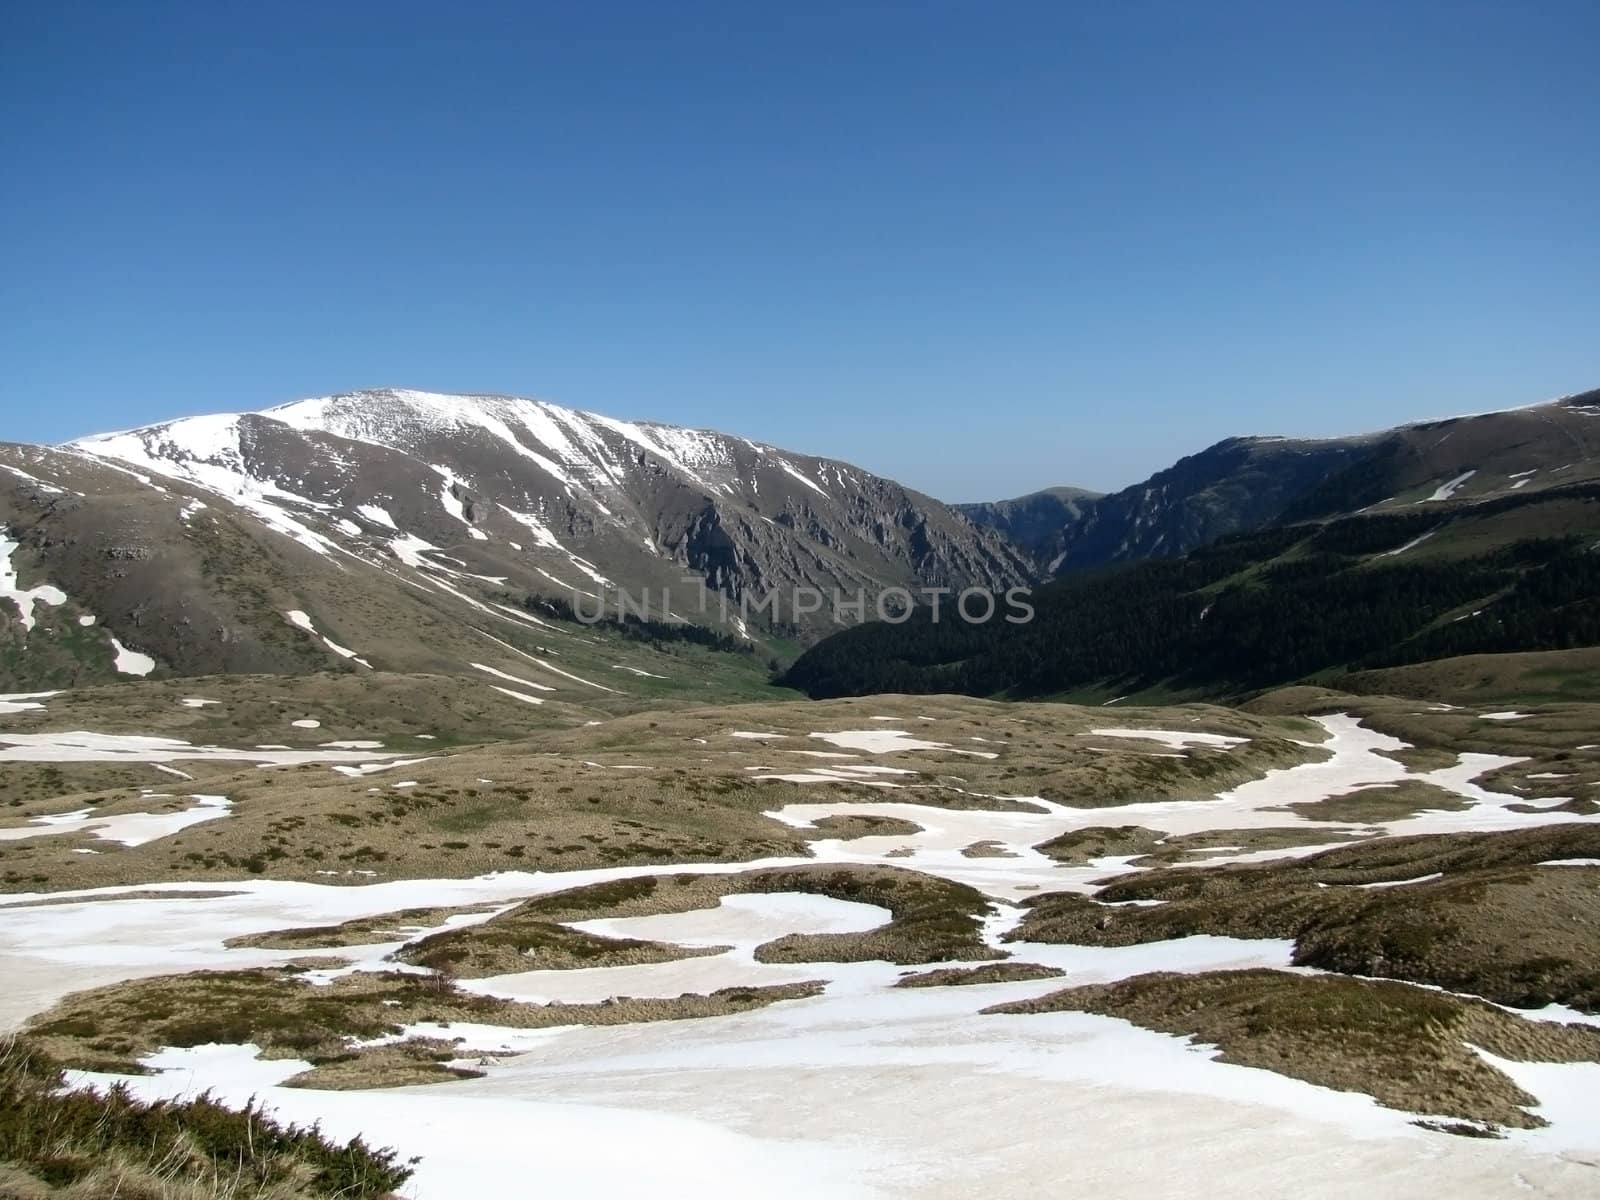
[3, 2, 1596, 501]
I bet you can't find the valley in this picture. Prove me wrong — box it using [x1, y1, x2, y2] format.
[1, 386, 1597, 1199]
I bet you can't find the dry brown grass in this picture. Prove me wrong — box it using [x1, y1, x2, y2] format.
[2, 693, 1332, 895]
[1274, 781, 1471, 823]
[1127, 826, 1367, 864]
[1034, 824, 1360, 866]
[985, 968, 1600, 1129]
[224, 904, 503, 951]
[281, 1037, 487, 1090]
[393, 910, 724, 977]
[514, 863, 1001, 965]
[895, 962, 1064, 988]
[24, 967, 824, 1082]
[959, 840, 1017, 859]
[805, 814, 922, 839]
[1033, 825, 1166, 864]
[1016, 825, 1600, 1012]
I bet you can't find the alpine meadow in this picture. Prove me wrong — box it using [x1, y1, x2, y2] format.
[3, 5, 1598, 1199]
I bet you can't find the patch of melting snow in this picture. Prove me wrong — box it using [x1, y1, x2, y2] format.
[290, 719, 321, 729]
[1423, 469, 1476, 502]
[0, 794, 232, 846]
[0, 690, 59, 716]
[776, 458, 829, 497]
[472, 662, 556, 692]
[516, 656, 618, 693]
[72, 423, 341, 556]
[0, 732, 410, 767]
[330, 757, 436, 779]
[109, 637, 156, 676]
[1089, 728, 1249, 750]
[355, 503, 398, 529]
[77, 614, 97, 626]
[1378, 529, 1437, 557]
[179, 697, 220, 708]
[491, 685, 546, 706]
[613, 664, 667, 679]
[808, 729, 998, 758]
[0, 532, 69, 631]
[65, 1041, 877, 1200]
[0, 463, 67, 493]
[498, 505, 565, 550]
[1480, 712, 1530, 721]
[1357, 872, 1445, 889]
[282, 610, 371, 668]
[1469, 1048, 1600, 1155]
[9, 709, 1600, 1193]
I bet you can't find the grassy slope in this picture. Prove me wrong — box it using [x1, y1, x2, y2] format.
[783, 486, 1600, 704]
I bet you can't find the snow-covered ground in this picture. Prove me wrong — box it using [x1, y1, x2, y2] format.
[3, 712, 1599, 1197]
[0, 532, 68, 630]
[0, 793, 231, 846]
[0, 729, 409, 766]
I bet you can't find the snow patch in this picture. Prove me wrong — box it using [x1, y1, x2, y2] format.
[109, 637, 156, 676]
[1423, 470, 1476, 502]
[0, 532, 68, 631]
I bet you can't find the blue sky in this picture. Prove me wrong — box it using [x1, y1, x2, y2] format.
[3, 1, 1595, 500]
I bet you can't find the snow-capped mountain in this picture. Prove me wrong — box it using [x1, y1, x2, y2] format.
[0, 389, 1028, 685]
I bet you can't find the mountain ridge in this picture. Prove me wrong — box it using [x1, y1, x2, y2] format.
[0, 388, 1028, 690]
[962, 388, 1600, 573]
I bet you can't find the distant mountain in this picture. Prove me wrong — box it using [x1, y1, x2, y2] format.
[782, 479, 1600, 703]
[0, 389, 1028, 687]
[955, 487, 1101, 566]
[785, 386, 1600, 702]
[7, 384, 1597, 692]
[970, 388, 1600, 576]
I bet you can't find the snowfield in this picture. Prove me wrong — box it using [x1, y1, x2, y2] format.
[2, 712, 1598, 1197]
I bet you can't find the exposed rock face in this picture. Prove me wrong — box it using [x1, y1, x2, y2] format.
[957, 487, 1102, 567]
[0, 388, 1029, 684]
